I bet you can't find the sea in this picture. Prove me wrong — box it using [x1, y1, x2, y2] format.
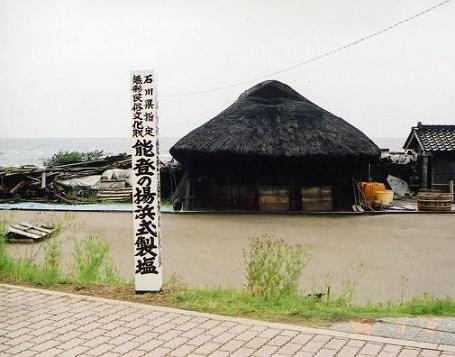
[0, 137, 405, 167]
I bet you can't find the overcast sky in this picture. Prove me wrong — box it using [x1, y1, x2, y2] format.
[0, 0, 454, 139]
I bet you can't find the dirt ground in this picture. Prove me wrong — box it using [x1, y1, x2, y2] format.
[1, 210, 454, 303]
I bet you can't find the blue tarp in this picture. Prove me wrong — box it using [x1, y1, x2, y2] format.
[0, 202, 173, 212]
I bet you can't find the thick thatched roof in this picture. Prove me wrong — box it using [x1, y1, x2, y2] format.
[170, 80, 380, 163]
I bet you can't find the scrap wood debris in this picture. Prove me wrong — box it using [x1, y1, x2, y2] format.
[0, 154, 132, 204]
[0, 153, 180, 204]
[7, 222, 57, 242]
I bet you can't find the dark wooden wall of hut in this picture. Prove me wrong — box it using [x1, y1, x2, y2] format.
[177, 157, 374, 211]
[428, 153, 455, 192]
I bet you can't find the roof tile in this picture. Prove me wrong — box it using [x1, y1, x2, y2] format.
[415, 126, 455, 152]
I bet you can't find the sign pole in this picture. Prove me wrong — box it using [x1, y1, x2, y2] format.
[131, 70, 162, 292]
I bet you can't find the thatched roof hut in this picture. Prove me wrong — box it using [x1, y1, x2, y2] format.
[171, 80, 379, 164]
[170, 80, 380, 211]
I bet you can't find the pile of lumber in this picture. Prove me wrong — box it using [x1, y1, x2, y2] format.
[7, 222, 57, 243]
[0, 154, 132, 203]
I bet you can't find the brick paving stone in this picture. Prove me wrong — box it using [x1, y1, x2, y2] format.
[181, 327, 206, 339]
[315, 349, 337, 356]
[3, 334, 30, 346]
[229, 324, 252, 334]
[104, 326, 131, 337]
[300, 340, 326, 353]
[360, 342, 385, 355]
[312, 334, 332, 343]
[268, 334, 293, 346]
[86, 343, 115, 356]
[338, 345, 363, 356]
[124, 318, 148, 329]
[161, 336, 189, 349]
[31, 339, 61, 352]
[378, 351, 400, 357]
[398, 348, 420, 356]
[59, 345, 91, 357]
[83, 336, 111, 348]
[253, 344, 280, 356]
[210, 351, 230, 357]
[58, 337, 85, 350]
[243, 336, 269, 349]
[382, 344, 403, 353]
[218, 321, 236, 329]
[4, 342, 34, 354]
[187, 333, 215, 347]
[137, 338, 165, 351]
[34, 347, 64, 356]
[294, 352, 318, 357]
[169, 344, 197, 356]
[55, 330, 83, 343]
[292, 333, 314, 345]
[14, 350, 36, 357]
[236, 330, 259, 341]
[194, 341, 221, 354]
[108, 333, 135, 346]
[281, 329, 299, 337]
[230, 347, 257, 356]
[212, 331, 238, 344]
[150, 346, 172, 356]
[123, 350, 146, 357]
[131, 331, 159, 344]
[277, 342, 303, 355]
[0, 344, 11, 353]
[80, 328, 107, 340]
[153, 322, 179, 334]
[156, 329, 183, 342]
[258, 328, 281, 339]
[3, 285, 455, 357]
[420, 350, 442, 357]
[219, 339, 245, 352]
[347, 339, 367, 348]
[199, 319, 222, 329]
[324, 337, 347, 350]
[110, 341, 141, 354]
[175, 321, 200, 332]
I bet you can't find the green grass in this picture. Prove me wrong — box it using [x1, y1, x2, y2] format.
[74, 234, 117, 284]
[245, 235, 310, 300]
[172, 289, 455, 323]
[0, 220, 122, 286]
[43, 150, 104, 167]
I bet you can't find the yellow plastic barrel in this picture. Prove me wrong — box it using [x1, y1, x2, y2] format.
[375, 190, 394, 205]
[361, 182, 386, 201]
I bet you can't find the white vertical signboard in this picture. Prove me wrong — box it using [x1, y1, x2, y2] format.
[131, 70, 162, 292]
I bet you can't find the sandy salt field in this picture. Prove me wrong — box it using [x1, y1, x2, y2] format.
[1, 210, 454, 303]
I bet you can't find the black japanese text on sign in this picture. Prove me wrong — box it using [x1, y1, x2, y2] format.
[131, 70, 162, 292]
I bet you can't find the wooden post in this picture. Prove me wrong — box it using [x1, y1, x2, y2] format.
[421, 155, 429, 189]
[41, 172, 46, 189]
[183, 180, 192, 211]
[131, 70, 162, 292]
[450, 180, 454, 202]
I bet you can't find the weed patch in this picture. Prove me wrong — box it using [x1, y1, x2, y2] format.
[245, 235, 310, 300]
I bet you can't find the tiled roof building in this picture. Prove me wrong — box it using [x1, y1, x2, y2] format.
[405, 124, 455, 152]
[404, 123, 455, 189]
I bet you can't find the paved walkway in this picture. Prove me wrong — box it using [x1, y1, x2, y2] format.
[331, 318, 455, 346]
[1, 285, 455, 357]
